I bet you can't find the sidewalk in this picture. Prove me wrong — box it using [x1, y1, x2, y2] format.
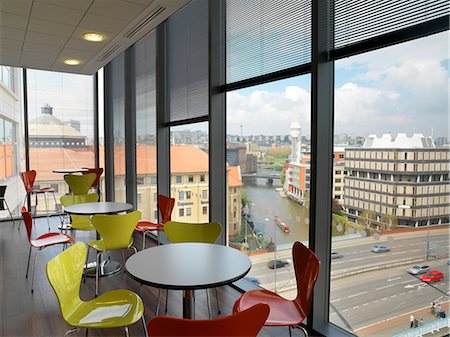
[356, 301, 450, 337]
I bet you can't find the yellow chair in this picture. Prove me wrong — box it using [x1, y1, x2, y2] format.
[60, 193, 99, 232]
[46, 242, 147, 337]
[88, 210, 141, 296]
[163, 221, 222, 318]
[64, 173, 96, 195]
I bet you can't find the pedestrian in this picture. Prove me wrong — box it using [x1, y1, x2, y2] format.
[431, 301, 436, 315]
[410, 314, 415, 328]
[436, 304, 442, 318]
[419, 318, 424, 326]
[413, 318, 419, 328]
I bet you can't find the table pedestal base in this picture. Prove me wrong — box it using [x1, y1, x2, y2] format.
[85, 260, 122, 277]
[183, 290, 195, 319]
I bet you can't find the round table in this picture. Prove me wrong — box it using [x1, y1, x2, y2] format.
[126, 242, 251, 319]
[64, 201, 134, 276]
[52, 168, 89, 174]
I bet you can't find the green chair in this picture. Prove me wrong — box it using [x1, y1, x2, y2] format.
[60, 193, 99, 232]
[88, 210, 141, 297]
[163, 221, 222, 318]
[64, 173, 96, 195]
[46, 242, 147, 337]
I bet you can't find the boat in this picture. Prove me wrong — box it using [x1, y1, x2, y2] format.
[274, 215, 290, 233]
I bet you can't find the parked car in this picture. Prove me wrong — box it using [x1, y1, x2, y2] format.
[267, 259, 289, 269]
[408, 264, 430, 275]
[371, 244, 390, 253]
[331, 251, 344, 259]
[420, 270, 444, 283]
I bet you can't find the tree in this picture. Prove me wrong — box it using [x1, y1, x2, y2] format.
[380, 214, 398, 231]
[357, 210, 377, 229]
[280, 169, 285, 185]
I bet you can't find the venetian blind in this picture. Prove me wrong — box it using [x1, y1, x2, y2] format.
[226, 0, 311, 84]
[334, 0, 450, 49]
[167, 0, 209, 123]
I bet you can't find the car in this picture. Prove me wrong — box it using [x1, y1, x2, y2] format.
[371, 244, 390, 253]
[331, 251, 344, 259]
[267, 259, 289, 269]
[420, 270, 444, 283]
[244, 277, 260, 285]
[447, 260, 450, 265]
[408, 264, 430, 275]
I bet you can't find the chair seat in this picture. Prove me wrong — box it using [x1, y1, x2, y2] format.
[88, 237, 134, 251]
[134, 220, 163, 232]
[30, 187, 55, 194]
[234, 289, 305, 326]
[30, 232, 74, 248]
[68, 215, 95, 231]
[66, 290, 144, 328]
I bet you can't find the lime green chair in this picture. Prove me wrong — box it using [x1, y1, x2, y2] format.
[64, 173, 96, 195]
[163, 221, 222, 318]
[88, 210, 141, 296]
[46, 242, 147, 337]
[60, 193, 99, 232]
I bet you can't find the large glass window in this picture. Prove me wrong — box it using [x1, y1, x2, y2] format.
[330, 32, 450, 336]
[27, 70, 95, 213]
[170, 122, 209, 223]
[227, 76, 311, 295]
[0, 66, 14, 92]
[135, 32, 157, 221]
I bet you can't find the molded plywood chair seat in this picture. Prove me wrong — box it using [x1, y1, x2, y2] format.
[20, 169, 61, 231]
[22, 207, 73, 293]
[163, 220, 222, 318]
[60, 193, 99, 231]
[147, 303, 269, 337]
[46, 242, 147, 337]
[134, 194, 175, 248]
[82, 168, 103, 193]
[88, 210, 141, 296]
[0, 185, 15, 226]
[233, 241, 320, 337]
[64, 173, 96, 195]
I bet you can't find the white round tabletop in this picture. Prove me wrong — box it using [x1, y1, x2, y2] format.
[64, 201, 133, 215]
[52, 168, 89, 173]
[126, 243, 251, 290]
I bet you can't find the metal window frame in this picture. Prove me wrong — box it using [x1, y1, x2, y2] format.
[103, 62, 115, 202]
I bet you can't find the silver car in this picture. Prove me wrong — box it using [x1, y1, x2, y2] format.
[331, 251, 344, 259]
[408, 264, 430, 275]
[371, 244, 390, 253]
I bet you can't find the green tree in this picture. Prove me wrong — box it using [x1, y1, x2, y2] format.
[357, 210, 377, 229]
[380, 214, 398, 231]
[280, 169, 285, 185]
[241, 188, 250, 207]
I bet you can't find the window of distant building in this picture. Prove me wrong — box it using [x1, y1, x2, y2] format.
[188, 175, 194, 183]
[186, 207, 192, 216]
[179, 208, 184, 217]
[202, 206, 207, 215]
[137, 176, 145, 185]
[176, 176, 182, 183]
[202, 189, 208, 199]
[186, 191, 192, 199]
[137, 193, 142, 204]
[179, 191, 184, 200]
[200, 174, 205, 182]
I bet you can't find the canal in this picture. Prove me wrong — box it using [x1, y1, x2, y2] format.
[243, 169, 309, 249]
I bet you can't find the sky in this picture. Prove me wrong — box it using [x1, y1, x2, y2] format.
[227, 31, 450, 139]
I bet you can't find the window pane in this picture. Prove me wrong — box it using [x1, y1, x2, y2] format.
[170, 122, 209, 223]
[135, 31, 157, 221]
[227, 75, 311, 295]
[27, 70, 95, 213]
[330, 32, 450, 336]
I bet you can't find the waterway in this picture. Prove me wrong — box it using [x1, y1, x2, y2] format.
[243, 168, 309, 249]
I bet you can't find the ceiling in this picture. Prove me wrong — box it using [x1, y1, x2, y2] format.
[0, 0, 189, 75]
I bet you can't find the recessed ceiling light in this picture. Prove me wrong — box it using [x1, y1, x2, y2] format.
[83, 32, 104, 42]
[64, 59, 81, 65]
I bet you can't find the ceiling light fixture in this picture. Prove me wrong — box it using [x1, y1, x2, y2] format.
[64, 59, 81, 65]
[83, 32, 104, 42]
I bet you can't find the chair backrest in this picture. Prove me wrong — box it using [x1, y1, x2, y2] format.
[293, 241, 320, 317]
[46, 242, 84, 322]
[82, 168, 103, 189]
[64, 173, 96, 195]
[91, 210, 141, 250]
[20, 170, 37, 192]
[21, 207, 33, 243]
[164, 221, 222, 244]
[147, 303, 269, 337]
[157, 194, 175, 224]
[60, 193, 99, 208]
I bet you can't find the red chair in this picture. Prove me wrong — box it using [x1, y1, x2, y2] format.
[20, 170, 60, 231]
[147, 303, 269, 337]
[22, 207, 74, 293]
[135, 194, 175, 248]
[82, 167, 104, 193]
[233, 241, 320, 337]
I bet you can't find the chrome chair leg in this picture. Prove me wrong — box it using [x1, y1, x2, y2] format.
[206, 288, 211, 319]
[63, 327, 79, 337]
[83, 245, 91, 283]
[95, 251, 102, 297]
[155, 288, 161, 316]
[214, 287, 221, 314]
[5, 200, 15, 226]
[142, 231, 146, 249]
[164, 289, 168, 314]
[298, 325, 309, 337]
[142, 315, 149, 337]
[51, 191, 63, 225]
[123, 326, 129, 337]
[31, 248, 40, 293]
[43, 192, 50, 231]
[25, 246, 32, 278]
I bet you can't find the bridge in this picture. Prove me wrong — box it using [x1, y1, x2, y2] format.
[241, 173, 281, 179]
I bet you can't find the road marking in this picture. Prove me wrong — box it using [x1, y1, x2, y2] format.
[410, 249, 420, 252]
[382, 297, 388, 300]
[376, 284, 395, 291]
[373, 300, 379, 303]
[349, 257, 366, 262]
[352, 305, 360, 309]
[343, 309, 349, 312]
[363, 303, 369, 306]
[399, 292, 405, 296]
[348, 291, 368, 298]
[408, 290, 414, 293]
[332, 261, 344, 265]
[387, 277, 402, 282]
[331, 298, 341, 303]
[392, 252, 404, 255]
[390, 294, 397, 298]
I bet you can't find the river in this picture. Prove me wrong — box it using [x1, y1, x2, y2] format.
[243, 169, 310, 249]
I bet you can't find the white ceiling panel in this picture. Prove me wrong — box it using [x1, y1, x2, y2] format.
[0, 0, 191, 74]
[89, 0, 144, 21]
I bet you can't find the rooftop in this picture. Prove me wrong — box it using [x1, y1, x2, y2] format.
[363, 133, 436, 149]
